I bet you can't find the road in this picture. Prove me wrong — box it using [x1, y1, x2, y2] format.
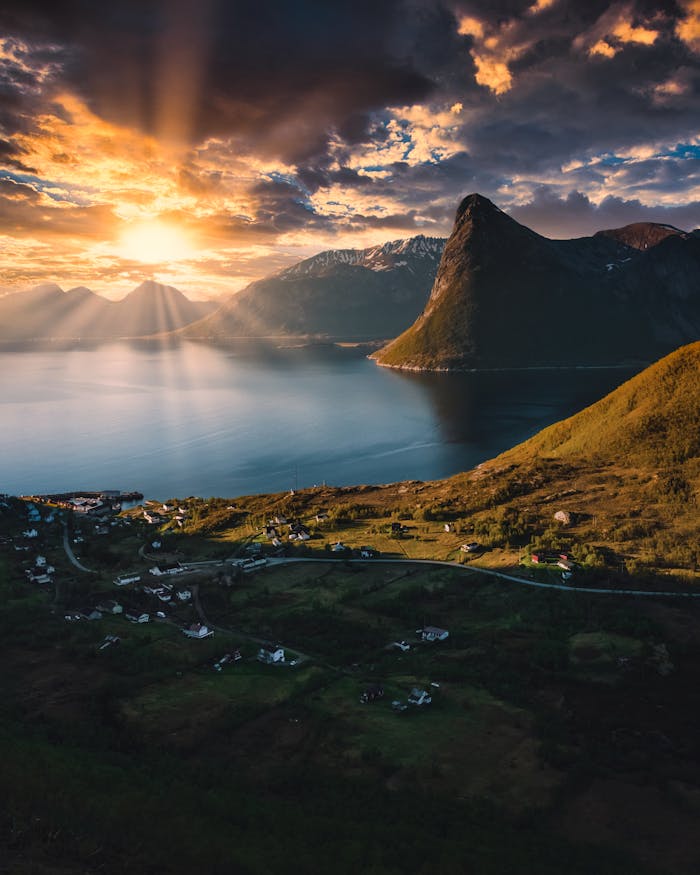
[62, 523, 97, 574]
[264, 556, 700, 598]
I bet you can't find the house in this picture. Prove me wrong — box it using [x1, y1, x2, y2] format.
[360, 546, 378, 559]
[183, 623, 213, 639]
[151, 540, 162, 550]
[331, 541, 346, 552]
[126, 612, 150, 624]
[460, 542, 480, 553]
[98, 635, 120, 650]
[360, 683, 384, 704]
[35, 555, 47, 567]
[115, 573, 140, 586]
[175, 589, 192, 602]
[273, 515, 288, 526]
[149, 562, 183, 576]
[418, 626, 449, 642]
[407, 688, 432, 707]
[315, 512, 328, 522]
[22, 529, 38, 538]
[257, 644, 285, 664]
[444, 523, 454, 533]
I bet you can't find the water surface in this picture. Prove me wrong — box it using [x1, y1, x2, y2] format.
[0, 342, 639, 499]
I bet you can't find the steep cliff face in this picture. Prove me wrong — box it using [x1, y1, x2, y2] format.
[372, 194, 700, 370]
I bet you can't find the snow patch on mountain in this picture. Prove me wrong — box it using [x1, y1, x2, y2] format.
[279, 235, 445, 279]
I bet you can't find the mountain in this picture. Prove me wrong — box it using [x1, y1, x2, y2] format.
[113, 281, 215, 337]
[0, 281, 216, 340]
[182, 235, 445, 340]
[372, 194, 700, 370]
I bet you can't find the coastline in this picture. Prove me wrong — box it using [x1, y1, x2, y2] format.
[370, 357, 648, 374]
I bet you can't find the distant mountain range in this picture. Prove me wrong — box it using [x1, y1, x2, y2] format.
[0, 281, 216, 340]
[373, 194, 700, 370]
[181, 235, 445, 340]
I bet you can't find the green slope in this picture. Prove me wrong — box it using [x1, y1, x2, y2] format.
[501, 341, 700, 467]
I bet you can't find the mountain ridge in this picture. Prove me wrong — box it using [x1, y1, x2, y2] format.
[0, 280, 216, 340]
[181, 234, 446, 341]
[373, 194, 700, 371]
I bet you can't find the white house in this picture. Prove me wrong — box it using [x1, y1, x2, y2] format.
[257, 645, 285, 664]
[114, 574, 141, 586]
[184, 623, 213, 639]
[418, 626, 449, 642]
[407, 688, 432, 706]
[23, 529, 38, 538]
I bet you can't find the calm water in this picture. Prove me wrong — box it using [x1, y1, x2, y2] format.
[0, 342, 639, 500]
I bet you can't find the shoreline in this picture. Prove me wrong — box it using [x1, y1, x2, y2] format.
[370, 357, 648, 374]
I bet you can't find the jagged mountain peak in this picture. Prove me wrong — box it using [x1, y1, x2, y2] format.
[373, 194, 700, 371]
[278, 234, 445, 280]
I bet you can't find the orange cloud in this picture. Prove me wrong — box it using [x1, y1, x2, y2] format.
[528, 0, 557, 13]
[456, 14, 524, 95]
[676, 0, 700, 52]
[589, 40, 619, 58]
[472, 55, 513, 95]
[577, 4, 659, 58]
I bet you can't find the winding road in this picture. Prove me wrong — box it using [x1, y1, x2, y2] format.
[264, 556, 700, 598]
[62, 522, 97, 574]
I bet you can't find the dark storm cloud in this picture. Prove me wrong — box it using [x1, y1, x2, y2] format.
[0, 0, 437, 162]
[1, 0, 700, 250]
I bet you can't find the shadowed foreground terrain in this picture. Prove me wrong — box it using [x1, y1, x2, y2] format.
[2, 342, 700, 873]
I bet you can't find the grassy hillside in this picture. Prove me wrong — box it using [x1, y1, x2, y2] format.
[503, 341, 700, 467]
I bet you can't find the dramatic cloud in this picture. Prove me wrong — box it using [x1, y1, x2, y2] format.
[0, 0, 698, 297]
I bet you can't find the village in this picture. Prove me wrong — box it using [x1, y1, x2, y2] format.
[0, 491, 474, 717]
[2, 485, 698, 875]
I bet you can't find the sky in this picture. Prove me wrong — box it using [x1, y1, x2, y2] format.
[1, 0, 699, 300]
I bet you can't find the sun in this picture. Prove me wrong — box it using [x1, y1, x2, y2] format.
[118, 220, 195, 264]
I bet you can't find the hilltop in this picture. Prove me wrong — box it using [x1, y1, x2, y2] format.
[373, 194, 700, 370]
[182, 235, 445, 341]
[0, 280, 215, 341]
